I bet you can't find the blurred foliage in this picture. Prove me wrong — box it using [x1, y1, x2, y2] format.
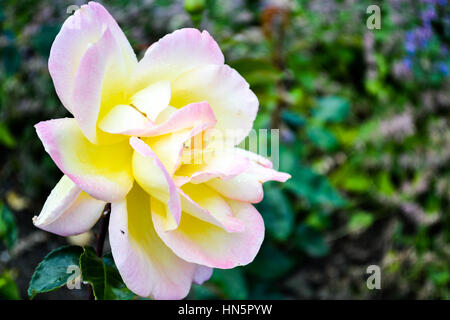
[0, 0, 449, 299]
[0, 202, 17, 250]
[0, 270, 20, 299]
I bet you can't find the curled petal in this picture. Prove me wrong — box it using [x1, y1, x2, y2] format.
[141, 130, 193, 175]
[206, 173, 264, 203]
[139, 101, 217, 137]
[193, 265, 213, 285]
[179, 184, 245, 233]
[174, 151, 250, 185]
[35, 118, 134, 202]
[100, 102, 216, 149]
[49, 2, 137, 144]
[71, 27, 128, 144]
[99, 104, 149, 135]
[152, 198, 264, 269]
[130, 81, 171, 122]
[33, 175, 105, 236]
[140, 102, 217, 174]
[231, 148, 275, 168]
[171, 65, 258, 145]
[130, 137, 181, 230]
[109, 184, 196, 299]
[130, 28, 224, 94]
[206, 149, 291, 203]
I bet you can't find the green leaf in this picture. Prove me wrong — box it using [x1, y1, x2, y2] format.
[1, 32, 21, 75]
[103, 252, 135, 300]
[295, 225, 329, 258]
[305, 211, 331, 231]
[282, 110, 306, 128]
[285, 166, 346, 208]
[31, 25, 59, 57]
[307, 126, 338, 151]
[79, 249, 134, 300]
[313, 96, 350, 123]
[0, 271, 20, 300]
[189, 284, 218, 300]
[79, 246, 107, 300]
[429, 268, 450, 287]
[341, 174, 372, 192]
[279, 144, 299, 173]
[0, 122, 16, 148]
[348, 211, 374, 234]
[376, 172, 395, 196]
[257, 186, 294, 241]
[0, 202, 18, 250]
[247, 243, 295, 280]
[28, 245, 83, 299]
[209, 268, 248, 299]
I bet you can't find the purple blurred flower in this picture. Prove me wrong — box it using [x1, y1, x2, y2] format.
[403, 57, 413, 70]
[416, 26, 432, 46]
[421, 0, 446, 5]
[405, 31, 416, 54]
[421, 6, 437, 22]
[437, 62, 449, 76]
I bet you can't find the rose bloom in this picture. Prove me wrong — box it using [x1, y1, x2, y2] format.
[33, 2, 290, 299]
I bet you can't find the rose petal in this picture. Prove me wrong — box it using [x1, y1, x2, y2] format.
[179, 184, 245, 233]
[109, 184, 196, 299]
[138, 101, 217, 137]
[99, 104, 149, 135]
[193, 265, 213, 285]
[71, 27, 128, 144]
[171, 64, 258, 145]
[49, 2, 136, 144]
[130, 81, 171, 122]
[35, 118, 134, 202]
[206, 149, 291, 203]
[33, 175, 105, 236]
[130, 137, 181, 230]
[152, 198, 264, 269]
[174, 150, 250, 185]
[130, 28, 224, 94]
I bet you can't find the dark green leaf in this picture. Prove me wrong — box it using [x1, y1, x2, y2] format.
[257, 186, 294, 241]
[209, 268, 248, 299]
[307, 126, 338, 151]
[189, 284, 218, 300]
[1, 31, 21, 75]
[79, 246, 106, 300]
[0, 202, 18, 250]
[285, 166, 346, 208]
[295, 225, 329, 258]
[80, 249, 134, 300]
[313, 96, 350, 123]
[282, 110, 306, 128]
[279, 144, 299, 173]
[31, 25, 59, 57]
[28, 245, 83, 299]
[247, 243, 295, 280]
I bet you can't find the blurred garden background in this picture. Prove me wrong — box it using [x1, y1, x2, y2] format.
[0, 0, 449, 299]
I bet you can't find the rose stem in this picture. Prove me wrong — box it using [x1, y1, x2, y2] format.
[88, 203, 111, 300]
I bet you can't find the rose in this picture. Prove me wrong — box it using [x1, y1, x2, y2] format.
[33, 2, 290, 299]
